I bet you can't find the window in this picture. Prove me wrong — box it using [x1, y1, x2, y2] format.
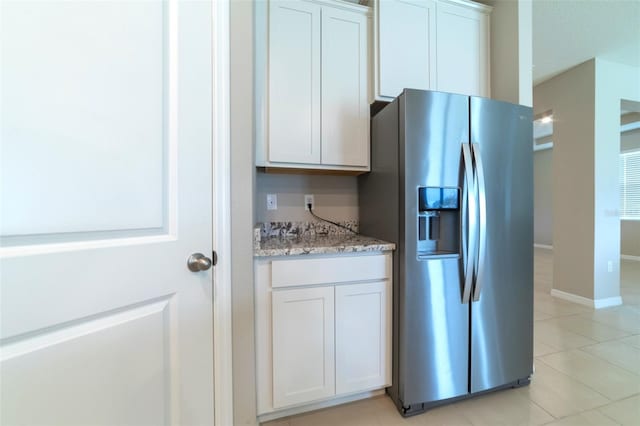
[620, 149, 640, 220]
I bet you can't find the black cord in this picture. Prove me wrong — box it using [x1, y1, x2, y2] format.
[308, 205, 359, 234]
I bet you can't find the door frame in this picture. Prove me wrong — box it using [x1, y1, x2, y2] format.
[212, 1, 233, 425]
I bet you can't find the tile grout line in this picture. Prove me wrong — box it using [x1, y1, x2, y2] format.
[574, 346, 640, 378]
[595, 402, 628, 426]
[534, 355, 620, 404]
[526, 396, 558, 423]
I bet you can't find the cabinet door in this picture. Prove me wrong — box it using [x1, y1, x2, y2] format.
[335, 281, 391, 395]
[378, 0, 436, 99]
[268, 1, 321, 164]
[272, 286, 335, 408]
[436, 1, 489, 97]
[321, 7, 368, 167]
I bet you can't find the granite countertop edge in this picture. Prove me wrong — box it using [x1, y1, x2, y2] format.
[253, 222, 396, 257]
[254, 238, 396, 257]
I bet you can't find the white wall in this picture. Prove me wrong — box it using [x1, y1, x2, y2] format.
[230, 1, 257, 424]
[255, 173, 359, 223]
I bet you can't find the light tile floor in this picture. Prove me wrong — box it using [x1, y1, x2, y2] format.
[264, 249, 640, 425]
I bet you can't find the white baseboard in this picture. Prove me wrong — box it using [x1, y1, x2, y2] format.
[594, 296, 624, 309]
[550, 289, 622, 309]
[621, 254, 640, 262]
[534, 244, 553, 250]
[258, 389, 385, 422]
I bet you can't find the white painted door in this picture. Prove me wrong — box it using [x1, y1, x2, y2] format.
[272, 286, 335, 408]
[321, 7, 369, 167]
[268, 1, 321, 165]
[335, 281, 391, 395]
[378, 0, 436, 99]
[436, 0, 489, 97]
[0, 1, 215, 425]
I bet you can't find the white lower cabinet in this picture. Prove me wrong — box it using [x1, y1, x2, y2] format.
[255, 252, 392, 418]
[272, 286, 335, 408]
[336, 281, 391, 394]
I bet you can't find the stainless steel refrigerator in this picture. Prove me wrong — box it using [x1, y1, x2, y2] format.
[359, 89, 533, 416]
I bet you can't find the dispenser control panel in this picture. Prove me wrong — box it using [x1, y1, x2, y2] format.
[419, 187, 459, 211]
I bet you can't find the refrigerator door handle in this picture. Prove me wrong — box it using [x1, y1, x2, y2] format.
[461, 143, 476, 304]
[472, 143, 487, 301]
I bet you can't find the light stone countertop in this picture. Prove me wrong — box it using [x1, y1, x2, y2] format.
[253, 221, 395, 257]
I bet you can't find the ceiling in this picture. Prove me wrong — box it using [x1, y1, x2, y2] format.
[532, 0, 640, 85]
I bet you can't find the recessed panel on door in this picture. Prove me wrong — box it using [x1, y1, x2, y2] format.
[268, 1, 321, 165]
[336, 281, 391, 394]
[0, 1, 168, 242]
[378, 0, 436, 98]
[321, 8, 368, 167]
[436, 2, 487, 96]
[1, 300, 173, 426]
[272, 286, 335, 407]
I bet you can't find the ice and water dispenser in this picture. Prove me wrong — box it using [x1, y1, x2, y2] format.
[417, 187, 460, 258]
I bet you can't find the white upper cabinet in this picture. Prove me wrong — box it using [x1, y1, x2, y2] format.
[321, 8, 369, 167]
[268, 1, 322, 164]
[436, 0, 489, 97]
[257, 0, 371, 173]
[374, 0, 491, 101]
[377, 0, 436, 99]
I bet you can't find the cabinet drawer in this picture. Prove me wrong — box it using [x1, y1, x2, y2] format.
[271, 254, 390, 288]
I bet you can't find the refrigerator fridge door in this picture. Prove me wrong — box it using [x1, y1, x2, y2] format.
[469, 96, 534, 393]
[399, 90, 470, 406]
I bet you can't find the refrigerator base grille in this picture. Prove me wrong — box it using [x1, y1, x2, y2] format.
[395, 375, 532, 418]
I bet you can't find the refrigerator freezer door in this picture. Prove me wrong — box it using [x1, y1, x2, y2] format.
[469, 97, 534, 393]
[399, 90, 470, 406]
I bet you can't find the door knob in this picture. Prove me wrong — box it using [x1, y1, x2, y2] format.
[187, 253, 212, 272]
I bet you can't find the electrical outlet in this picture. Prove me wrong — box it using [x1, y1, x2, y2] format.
[607, 260, 613, 273]
[267, 194, 277, 210]
[304, 194, 314, 211]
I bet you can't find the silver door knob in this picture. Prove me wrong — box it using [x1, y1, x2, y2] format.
[187, 253, 212, 272]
